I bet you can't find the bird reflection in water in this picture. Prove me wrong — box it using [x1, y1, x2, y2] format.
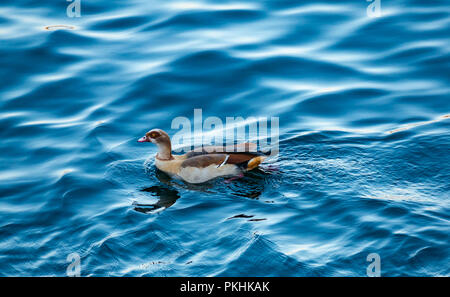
[134, 166, 272, 214]
[133, 185, 180, 214]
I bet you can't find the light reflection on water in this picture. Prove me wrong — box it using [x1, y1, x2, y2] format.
[0, 0, 449, 276]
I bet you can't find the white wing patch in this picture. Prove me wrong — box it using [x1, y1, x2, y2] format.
[216, 154, 230, 168]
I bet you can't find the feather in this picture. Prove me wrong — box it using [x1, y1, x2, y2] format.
[216, 154, 230, 168]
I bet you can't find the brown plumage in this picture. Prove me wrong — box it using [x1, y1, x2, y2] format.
[138, 129, 268, 183]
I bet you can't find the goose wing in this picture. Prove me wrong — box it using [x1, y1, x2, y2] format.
[184, 143, 262, 158]
[181, 152, 262, 169]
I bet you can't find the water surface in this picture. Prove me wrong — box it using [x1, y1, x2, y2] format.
[0, 0, 449, 276]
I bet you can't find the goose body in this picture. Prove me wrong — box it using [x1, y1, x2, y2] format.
[138, 129, 267, 184]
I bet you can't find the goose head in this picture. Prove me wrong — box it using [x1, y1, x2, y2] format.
[138, 129, 173, 160]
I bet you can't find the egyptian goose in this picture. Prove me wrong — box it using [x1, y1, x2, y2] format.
[138, 129, 268, 183]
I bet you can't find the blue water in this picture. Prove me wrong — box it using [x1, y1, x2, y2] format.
[1, 0, 449, 276]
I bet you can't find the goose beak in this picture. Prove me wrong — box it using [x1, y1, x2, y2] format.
[138, 136, 149, 143]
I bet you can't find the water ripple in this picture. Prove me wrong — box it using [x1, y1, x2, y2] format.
[0, 0, 449, 276]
